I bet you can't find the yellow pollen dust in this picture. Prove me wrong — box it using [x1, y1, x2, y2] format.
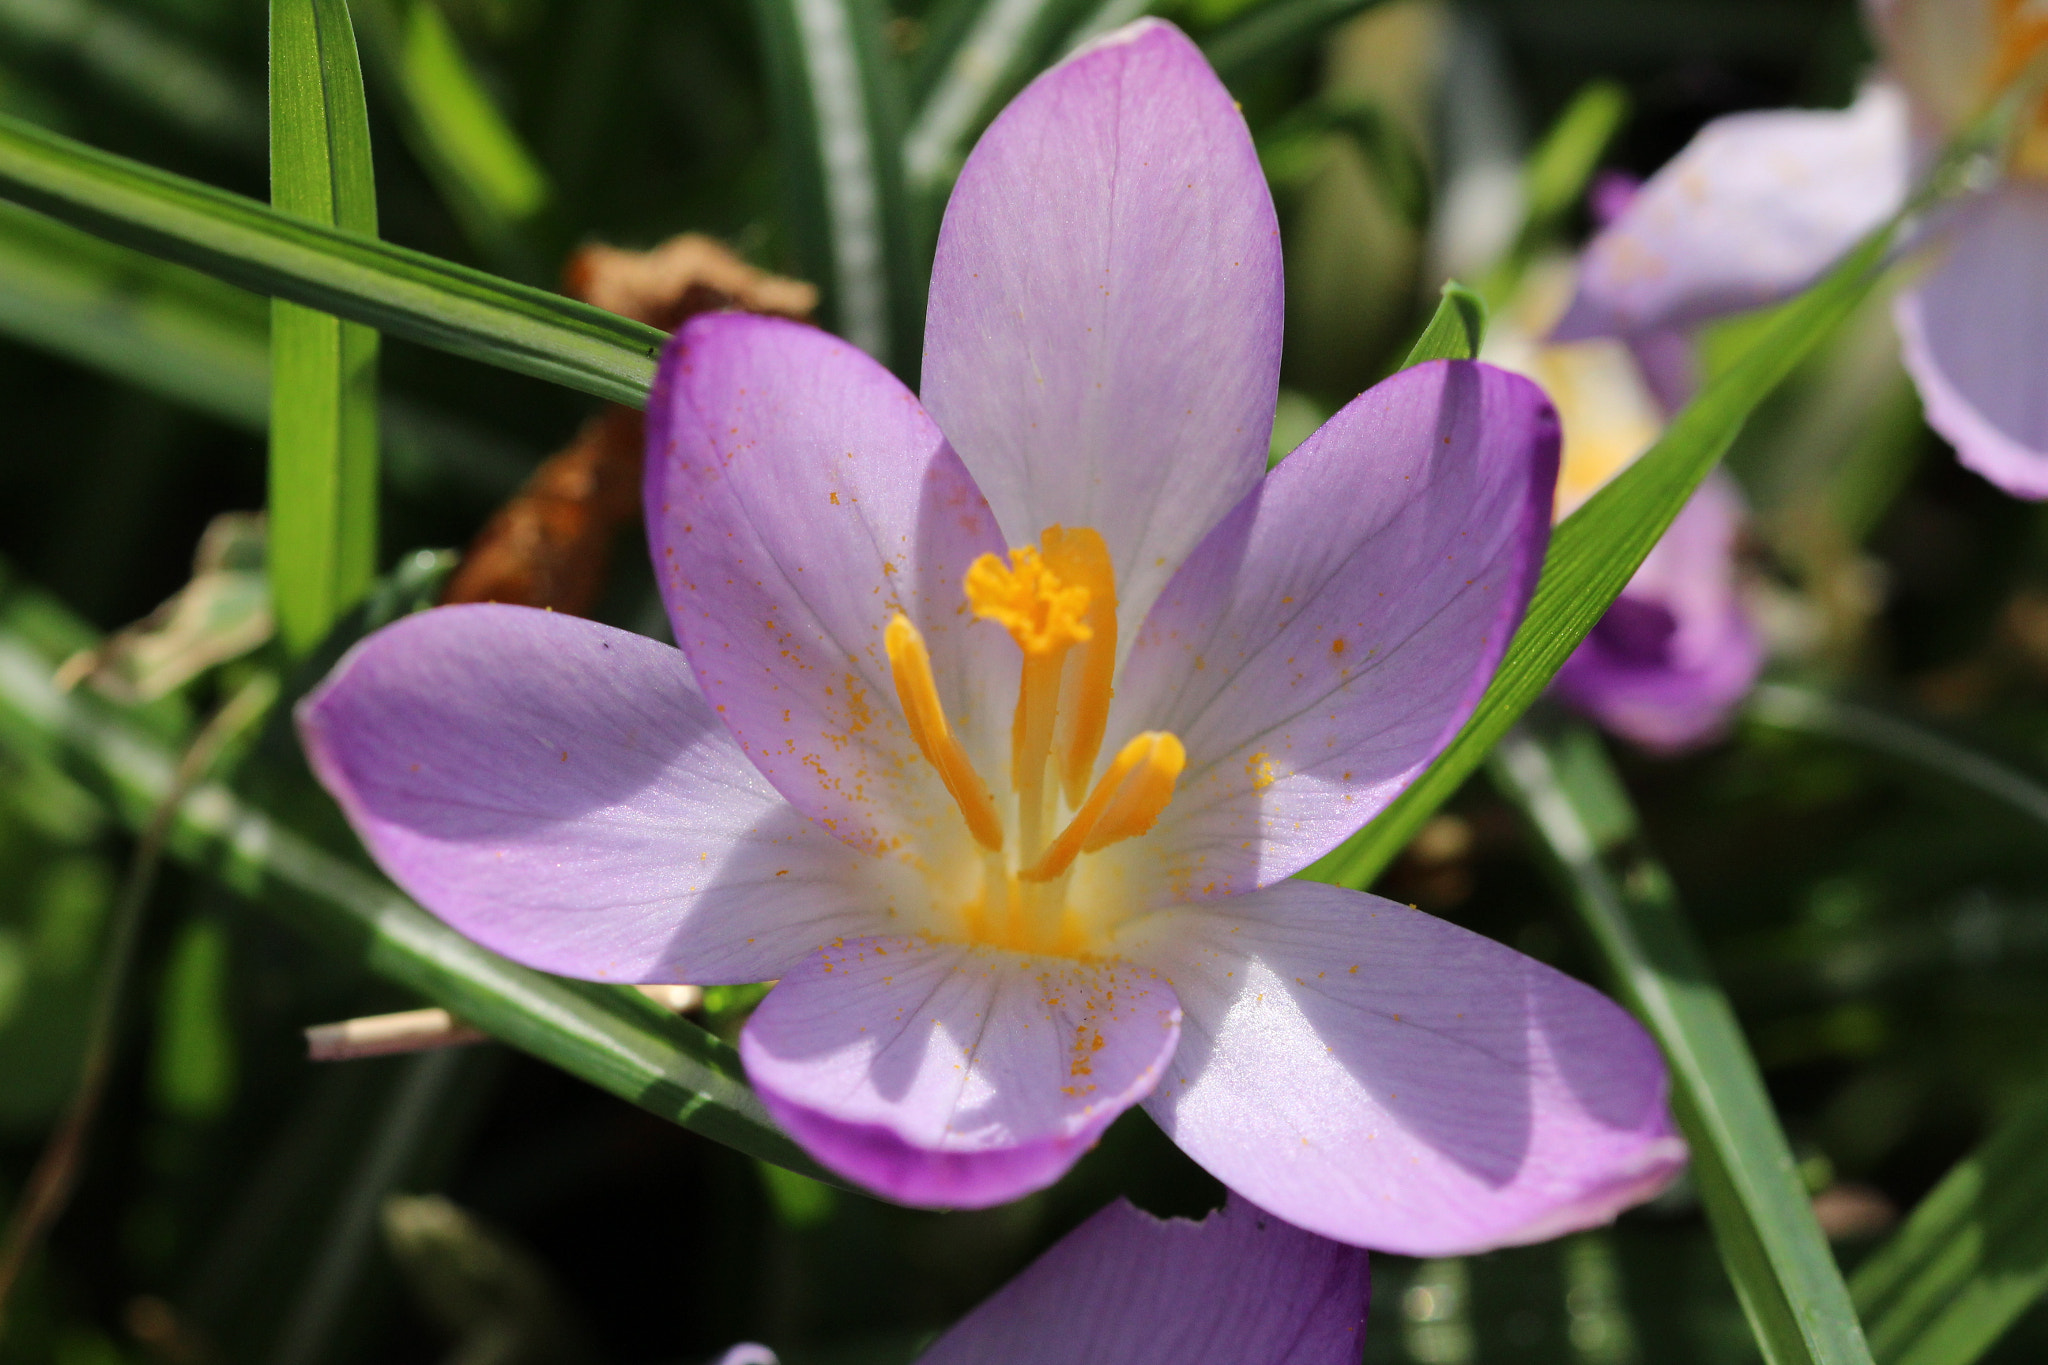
[882, 526, 1185, 955]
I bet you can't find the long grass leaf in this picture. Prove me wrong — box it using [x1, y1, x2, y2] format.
[1303, 227, 1893, 891]
[902, 0, 1089, 195]
[270, 0, 382, 654]
[0, 567, 831, 1182]
[1851, 1087, 2048, 1365]
[352, 0, 552, 272]
[1201, 0, 1389, 82]
[1493, 722, 1875, 1365]
[748, 0, 916, 366]
[0, 112, 665, 406]
[0, 199, 269, 427]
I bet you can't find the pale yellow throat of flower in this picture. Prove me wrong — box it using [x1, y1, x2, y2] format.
[882, 525, 1186, 955]
[1993, 0, 2048, 177]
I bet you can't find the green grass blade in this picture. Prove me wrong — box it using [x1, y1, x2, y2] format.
[1748, 684, 2048, 831]
[1303, 226, 1894, 891]
[748, 0, 917, 366]
[0, 568, 832, 1183]
[0, 199, 269, 428]
[1483, 78, 1629, 305]
[1202, 0, 1389, 82]
[1401, 280, 1487, 367]
[1492, 722, 1875, 1365]
[1851, 1087, 2048, 1365]
[902, 0, 1090, 195]
[271, 0, 382, 655]
[0, 112, 665, 406]
[0, 0, 264, 153]
[352, 0, 551, 271]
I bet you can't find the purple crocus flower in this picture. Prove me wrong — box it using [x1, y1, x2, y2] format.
[299, 20, 1683, 1254]
[1556, 0, 2048, 498]
[719, 1196, 1370, 1365]
[1552, 472, 1763, 753]
[1485, 255, 1763, 754]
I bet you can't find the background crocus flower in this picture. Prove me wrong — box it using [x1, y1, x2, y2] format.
[299, 19, 1683, 1255]
[717, 1196, 1370, 1365]
[1486, 256, 1763, 753]
[1555, 0, 2048, 498]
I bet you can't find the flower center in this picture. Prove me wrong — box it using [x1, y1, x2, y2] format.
[883, 526, 1185, 955]
[1992, 0, 2048, 176]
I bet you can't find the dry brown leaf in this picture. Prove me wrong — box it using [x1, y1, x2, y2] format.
[444, 236, 815, 614]
[561, 233, 816, 332]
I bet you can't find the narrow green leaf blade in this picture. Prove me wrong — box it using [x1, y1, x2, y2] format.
[1401, 280, 1487, 367]
[1202, 0, 1390, 82]
[748, 0, 920, 368]
[903, 0, 1092, 195]
[1851, 1087, 2048, 1365]
[1522, 80, 1629, 238]
[270, 0, 381, 654]
[0, 199, 269, 428]
[1493, 723, 1874, 1365]
[1305, 227, 1894, 891]
[0, 112, 665, 406]
[0, 566, 832, 1183]
[352, 0, 552, 270]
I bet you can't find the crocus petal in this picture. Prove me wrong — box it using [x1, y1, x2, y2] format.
[1101, 361, 1555, 895]
[921, 19, 1283, 637]
[1553, 471, 1763, 752]
[647, 312, 1014, 854]
[298, 605, 906, 984]
[1130, 880, 1684, 1256]
[1866, 0, 2008, 134]
[740, 936, 1181, 1207]
[1554, 83, 1912, 340]
[1894, 184, 2048, 499]
[916, 1197, 1369, 1365]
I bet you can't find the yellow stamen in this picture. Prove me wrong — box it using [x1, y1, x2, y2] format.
[884, 614, 1004, 851]
[1991, 0, 2048, 92]
[965, 540, 1098, 852]
[964, 546, 1093, 655]
[1020, 731, 1186, 882]
[1040, 526, 1118, 808]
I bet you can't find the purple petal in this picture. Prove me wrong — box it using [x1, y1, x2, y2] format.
[298, 605, 902, 984]
[1894, 185, 2048, 499]
[1131, 880, 1685, 1256]
[1555, 83, 1911, 340]
[646, 312, 1015, 854]
[921, 19, 1283, 637]
[916, 1197, 1369, 1365]
[1553, 471, 1763, 752]
[739, 936, 1181, 1207]
[1101, 361, 1556, 896]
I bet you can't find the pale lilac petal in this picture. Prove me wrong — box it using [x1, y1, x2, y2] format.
[1553, 471, 1763, 752]
[646, 312, 1014, 856]
[740, 936, 1181, 1207]
[298, 605, 904, 984]
[1894, 185, 2048, 499]
[715, 1349, 778, 1365]
[1555, 83, 1912, 339]
[1099, 361, 1555, 897]
[1865, 0, 2003, 135]
[916, 1197, 1369, 1365]
[921, 19, 1283, 637]
[1130, 880, 1685, 1256]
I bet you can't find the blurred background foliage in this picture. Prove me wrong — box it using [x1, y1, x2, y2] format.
[1, 0, 2046, 1362]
